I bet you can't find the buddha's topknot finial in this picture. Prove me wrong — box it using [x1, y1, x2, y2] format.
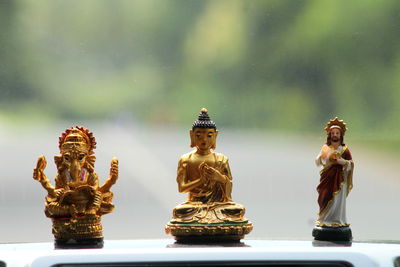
[192, 107, 216, 130]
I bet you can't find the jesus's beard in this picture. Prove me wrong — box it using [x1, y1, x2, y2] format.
[331, 137, 340, 142]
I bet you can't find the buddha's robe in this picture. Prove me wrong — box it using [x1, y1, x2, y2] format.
[171, 151, 247, 224]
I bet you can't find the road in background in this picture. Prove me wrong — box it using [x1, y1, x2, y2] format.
[0, 122, 398, 242]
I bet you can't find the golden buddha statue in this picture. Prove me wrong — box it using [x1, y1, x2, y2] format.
[165, 108, 252, 242]
[33, 126, 118, 248]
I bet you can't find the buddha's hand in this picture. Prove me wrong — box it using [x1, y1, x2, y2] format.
[33, 156, 47, 182]
[201, 163, 225, 183]
[198, 162, 209, 185]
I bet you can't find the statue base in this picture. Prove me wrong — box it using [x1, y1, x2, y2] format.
[55, 237, 104, 249]
[165, 222, 253, 243]
[312, 226, 352, 241]
[51, 215, 104, 248]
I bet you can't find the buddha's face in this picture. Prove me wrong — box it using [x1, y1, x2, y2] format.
[190, 128, 218, 151]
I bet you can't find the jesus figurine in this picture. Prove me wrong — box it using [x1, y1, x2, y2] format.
[312, 117, 354, 241]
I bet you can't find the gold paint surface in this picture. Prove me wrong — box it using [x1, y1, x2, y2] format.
[33, 126, 118, 241]
[165, 223, 253, 237]
[167, 109, 252, 239]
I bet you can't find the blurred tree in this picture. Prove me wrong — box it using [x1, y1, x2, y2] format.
[0, 1, 37, 103]
[0, 0, 399, 140]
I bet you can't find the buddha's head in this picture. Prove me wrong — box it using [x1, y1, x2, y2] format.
[190, 108, 218, 151]
[58, 126, 96, 186]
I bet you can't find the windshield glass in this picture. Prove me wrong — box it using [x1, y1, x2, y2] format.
[0, 0, 399, 243]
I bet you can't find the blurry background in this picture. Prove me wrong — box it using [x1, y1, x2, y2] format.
[0, 0, 399, 243]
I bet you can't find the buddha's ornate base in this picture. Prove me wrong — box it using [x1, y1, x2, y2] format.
[312, 226, 352, 241]
[52, 215, 103, 248]
[165, 222, 253, 243]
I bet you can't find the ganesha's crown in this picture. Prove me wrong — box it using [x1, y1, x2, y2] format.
[59, 126, 96, 154]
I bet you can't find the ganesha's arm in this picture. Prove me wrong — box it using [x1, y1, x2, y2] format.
[40, 177, 56, 196]
[84, 154, 99, 187]
[33, 156, 56, 196]
[87, 173, 99, 188]
[46, 202, 78, 218]
[99, 158, 118, 193]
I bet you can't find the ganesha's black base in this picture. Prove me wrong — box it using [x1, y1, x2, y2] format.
[312, 226, 352, 241]
[54, 237, 104, 249]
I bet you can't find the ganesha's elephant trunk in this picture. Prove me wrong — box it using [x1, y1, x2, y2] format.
[70, 159, 81, 183]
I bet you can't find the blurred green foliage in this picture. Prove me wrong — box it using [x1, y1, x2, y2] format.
[0, 0, 399, 138]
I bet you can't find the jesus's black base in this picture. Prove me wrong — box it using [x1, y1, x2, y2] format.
[312, 226, 352, 241]
[54, 238, 104, 249]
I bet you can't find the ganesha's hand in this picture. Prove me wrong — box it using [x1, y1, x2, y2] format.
[55, 188, 65, 198]
[33, 156, 47, 182]
[87, 191, 102, 215]
[69, 204, 78, 218]
[99, 158, 119, 193]
[110, 157, 118, 183]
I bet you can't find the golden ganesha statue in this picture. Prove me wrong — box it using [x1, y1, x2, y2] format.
[33, 126, 118, 248]
[165, 108, 253, 242]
